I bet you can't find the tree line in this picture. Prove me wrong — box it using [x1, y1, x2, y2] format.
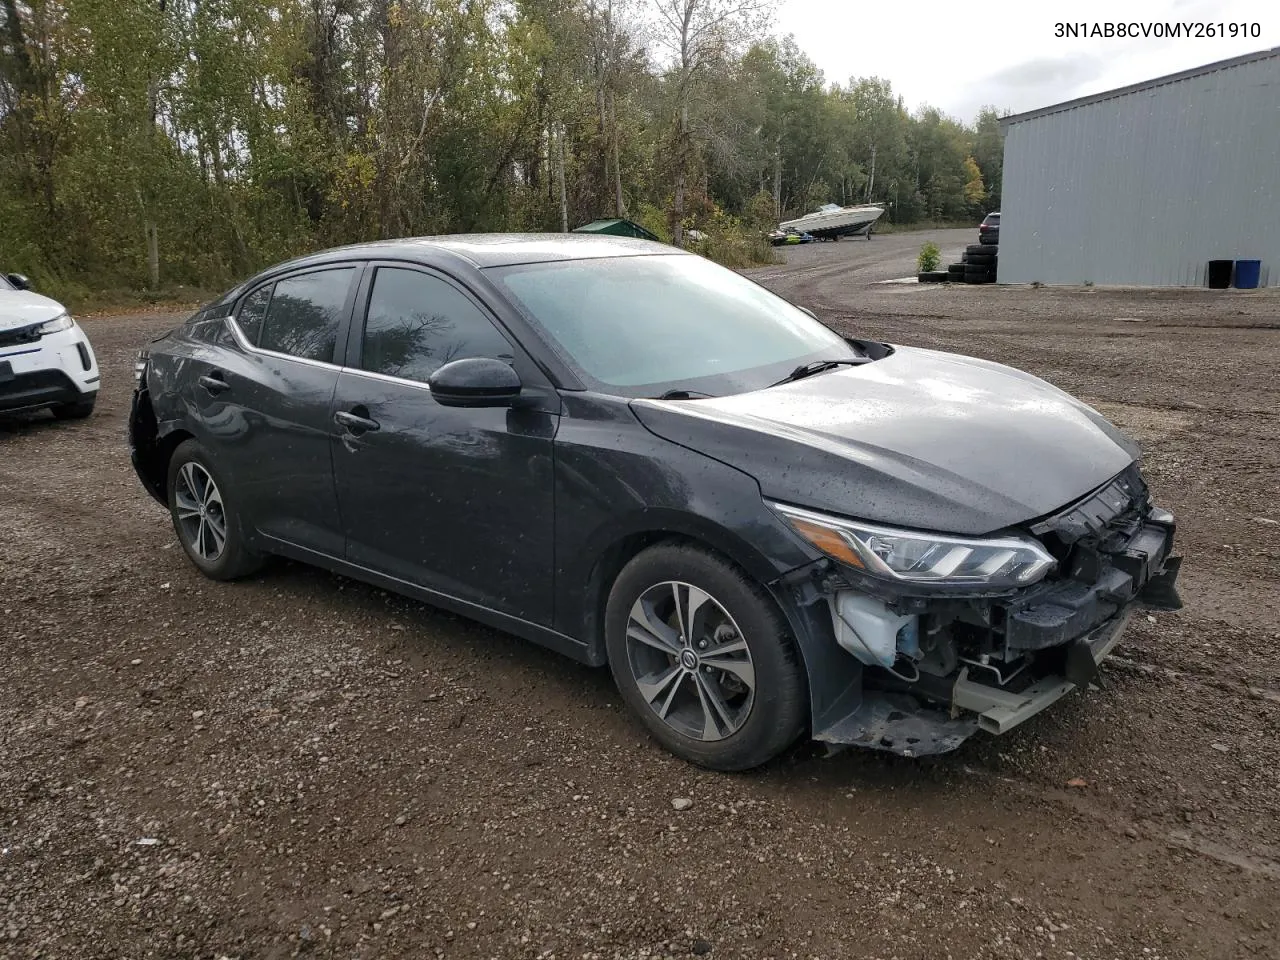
[0, 0, 1007, 298]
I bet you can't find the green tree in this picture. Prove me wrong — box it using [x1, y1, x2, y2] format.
[972, 105, 1005, 210]
[0, 0, 1012, 295]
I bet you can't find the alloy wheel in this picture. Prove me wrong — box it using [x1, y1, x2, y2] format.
[624, 581, 756, 741]
[173, 461, 227, 562]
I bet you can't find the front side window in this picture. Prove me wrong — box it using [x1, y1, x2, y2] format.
[359, 267, 513, 384]
[489, 253, 854, 397]
[258, 268, 355, 363]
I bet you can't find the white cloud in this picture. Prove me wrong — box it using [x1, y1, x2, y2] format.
[773, 0, 1273, 121]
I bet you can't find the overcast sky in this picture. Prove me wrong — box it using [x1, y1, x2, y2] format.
[773, 0, 1273, 121]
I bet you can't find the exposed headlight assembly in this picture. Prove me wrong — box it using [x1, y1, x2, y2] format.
[133, 349, 150, 383]
[771, 501, 1056, 588]
[37, 313, 73, 335]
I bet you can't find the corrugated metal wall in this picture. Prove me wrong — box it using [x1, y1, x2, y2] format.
[1000, 52, 1279, 286]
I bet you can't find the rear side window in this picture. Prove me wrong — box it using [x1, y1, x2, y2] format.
[236, 284, 273, 344]
[359, 267, 513, 384]
[258, 268, 355, 363]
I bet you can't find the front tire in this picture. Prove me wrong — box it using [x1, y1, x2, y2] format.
[52, 396, 96, 420]
[605, 544, 807, 771]
[166, 438, 263, 581]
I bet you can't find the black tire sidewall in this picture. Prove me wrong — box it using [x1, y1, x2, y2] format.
[52, 397, 96, 419]
[605, 544, 807, 771]
[166, 438, 258, 580]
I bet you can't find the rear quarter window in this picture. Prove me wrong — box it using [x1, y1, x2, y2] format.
[235, 284, 273, 345]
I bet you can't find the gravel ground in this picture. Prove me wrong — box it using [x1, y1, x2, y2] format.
[2, 233, 1279, 959]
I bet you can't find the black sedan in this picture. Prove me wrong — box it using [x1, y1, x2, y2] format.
[128, 235, 1181, 769]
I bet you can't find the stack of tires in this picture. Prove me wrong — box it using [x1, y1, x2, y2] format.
[961, 243, 998, 284]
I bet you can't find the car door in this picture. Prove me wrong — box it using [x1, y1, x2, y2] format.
[330, 262, 559, 624]
[189, 264, 360, 557]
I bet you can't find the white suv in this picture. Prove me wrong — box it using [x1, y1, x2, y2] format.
[0, 272, 99, 419]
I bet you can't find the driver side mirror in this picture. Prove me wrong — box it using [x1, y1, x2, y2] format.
[6, 273, 31, 291]
[428, 357, 523, 408]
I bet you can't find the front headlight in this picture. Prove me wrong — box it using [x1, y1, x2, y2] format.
[37, 313, 74, 335]
[771, 501, 1056, 588]
[133, 349, 149, 383]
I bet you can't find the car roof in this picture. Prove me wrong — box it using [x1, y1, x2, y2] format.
[273, 233, 683, 271]
[199, 233, 687, 316]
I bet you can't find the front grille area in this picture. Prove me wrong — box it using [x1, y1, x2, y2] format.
[995, 466, 1173, 653]
[924, 465, 1174, 662]
[0, 368, 80, 412]
[1031, 464, 1148, 548]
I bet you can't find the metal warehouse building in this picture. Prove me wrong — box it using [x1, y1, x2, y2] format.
[998, 46, 1279, 287]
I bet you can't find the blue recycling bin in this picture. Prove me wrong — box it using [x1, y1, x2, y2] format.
[1234, 259, 1261, 289]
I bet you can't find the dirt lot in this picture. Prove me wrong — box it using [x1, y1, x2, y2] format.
[3, 231, 1279, 959]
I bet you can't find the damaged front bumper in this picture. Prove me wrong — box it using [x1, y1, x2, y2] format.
[951, 610, 1129, 736]
[807, 466, 1182, 757]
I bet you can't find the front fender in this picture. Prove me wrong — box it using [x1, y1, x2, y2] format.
[551, 393, 862, 732]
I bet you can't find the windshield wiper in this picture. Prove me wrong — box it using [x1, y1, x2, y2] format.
[769, 357, 871, 388]
[656, 389, 713, 400]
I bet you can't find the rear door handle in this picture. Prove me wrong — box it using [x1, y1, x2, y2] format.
[198, 373, 230, 395]
[334, 409, 380, 434]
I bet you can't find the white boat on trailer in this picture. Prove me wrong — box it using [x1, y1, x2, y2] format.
[779, 202, 885, 240]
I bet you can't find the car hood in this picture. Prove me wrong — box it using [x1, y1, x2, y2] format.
[631, 345, 1139, 536]
[0, 290, 66, 331]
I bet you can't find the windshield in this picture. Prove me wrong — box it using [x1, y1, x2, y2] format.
[489, 254, 857, 397]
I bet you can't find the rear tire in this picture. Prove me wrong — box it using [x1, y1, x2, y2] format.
[52, 396, 96, 420]
[605, 544, 807, 771]
[166, 438, 263, 581]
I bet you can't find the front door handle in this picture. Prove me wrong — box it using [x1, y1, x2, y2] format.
[198, 373, 230, 395]
[334, 409, 380, 434]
